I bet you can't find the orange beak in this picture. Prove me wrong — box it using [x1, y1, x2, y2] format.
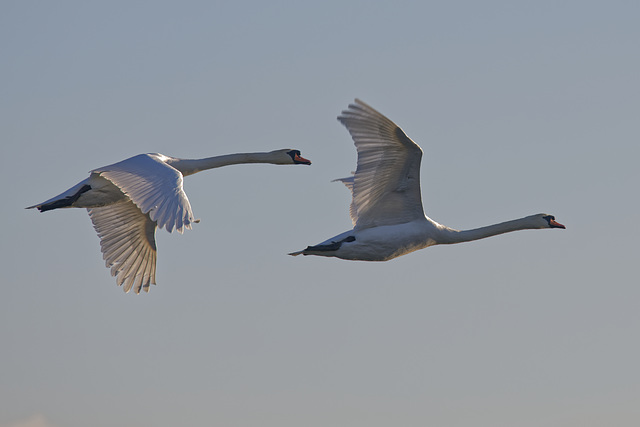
[550, 219, 566, 229]
[295, 154, 311, 165]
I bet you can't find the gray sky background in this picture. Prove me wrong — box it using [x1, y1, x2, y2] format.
[2, 1, 639, 426]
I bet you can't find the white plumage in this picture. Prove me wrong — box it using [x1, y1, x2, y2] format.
[289, 99, 564, 261]
[28, 149, 311, 293]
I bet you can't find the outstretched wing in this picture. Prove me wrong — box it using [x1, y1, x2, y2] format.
[332, 174, 358, 226]
[337, 99, 425, 229]
[88, 199, 157, 294]
[92, 153, 195, 233]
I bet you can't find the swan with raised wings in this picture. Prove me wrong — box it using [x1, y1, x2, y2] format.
[28, 149, 311, 293]
[289, 99, 564, 260]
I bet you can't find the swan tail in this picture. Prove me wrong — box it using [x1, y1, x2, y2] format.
[26, 184, 92, 212]
[31, 195, 80, 212]
[288, 246, 329, 257]
[288, 236, 356, 257]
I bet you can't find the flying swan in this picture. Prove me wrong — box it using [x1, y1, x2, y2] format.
[28, 149, 311, 293]
[289, 99, 564, 260]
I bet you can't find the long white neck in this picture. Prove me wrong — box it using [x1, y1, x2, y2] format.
[436, 215, 545, 245]
[167, 152, 285, 176]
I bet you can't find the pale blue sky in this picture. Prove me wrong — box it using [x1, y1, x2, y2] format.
[2, 1, 639, 426]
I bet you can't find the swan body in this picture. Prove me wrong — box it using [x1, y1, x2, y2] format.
[289, 99, 564, 260]
[28, 149, 311, 293]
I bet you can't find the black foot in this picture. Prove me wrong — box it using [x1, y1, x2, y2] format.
[39, 184, 91, 212]
[305, 235, 355, 252]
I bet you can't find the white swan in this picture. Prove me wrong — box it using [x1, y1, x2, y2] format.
[289, 99, 564, 260]
[28, 149, 311, 293]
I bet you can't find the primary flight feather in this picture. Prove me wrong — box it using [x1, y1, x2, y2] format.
[289, 99, 564, 260]
[28, 149, 311, 293]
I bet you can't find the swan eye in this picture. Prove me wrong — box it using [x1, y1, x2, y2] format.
[287, 150, 311, 165]
[286, 150, 298, 160]
[542, 214, 565, 229]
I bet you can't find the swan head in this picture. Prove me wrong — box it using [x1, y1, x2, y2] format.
[272, 149, 311, 165]
[536, 214, 566, 229]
